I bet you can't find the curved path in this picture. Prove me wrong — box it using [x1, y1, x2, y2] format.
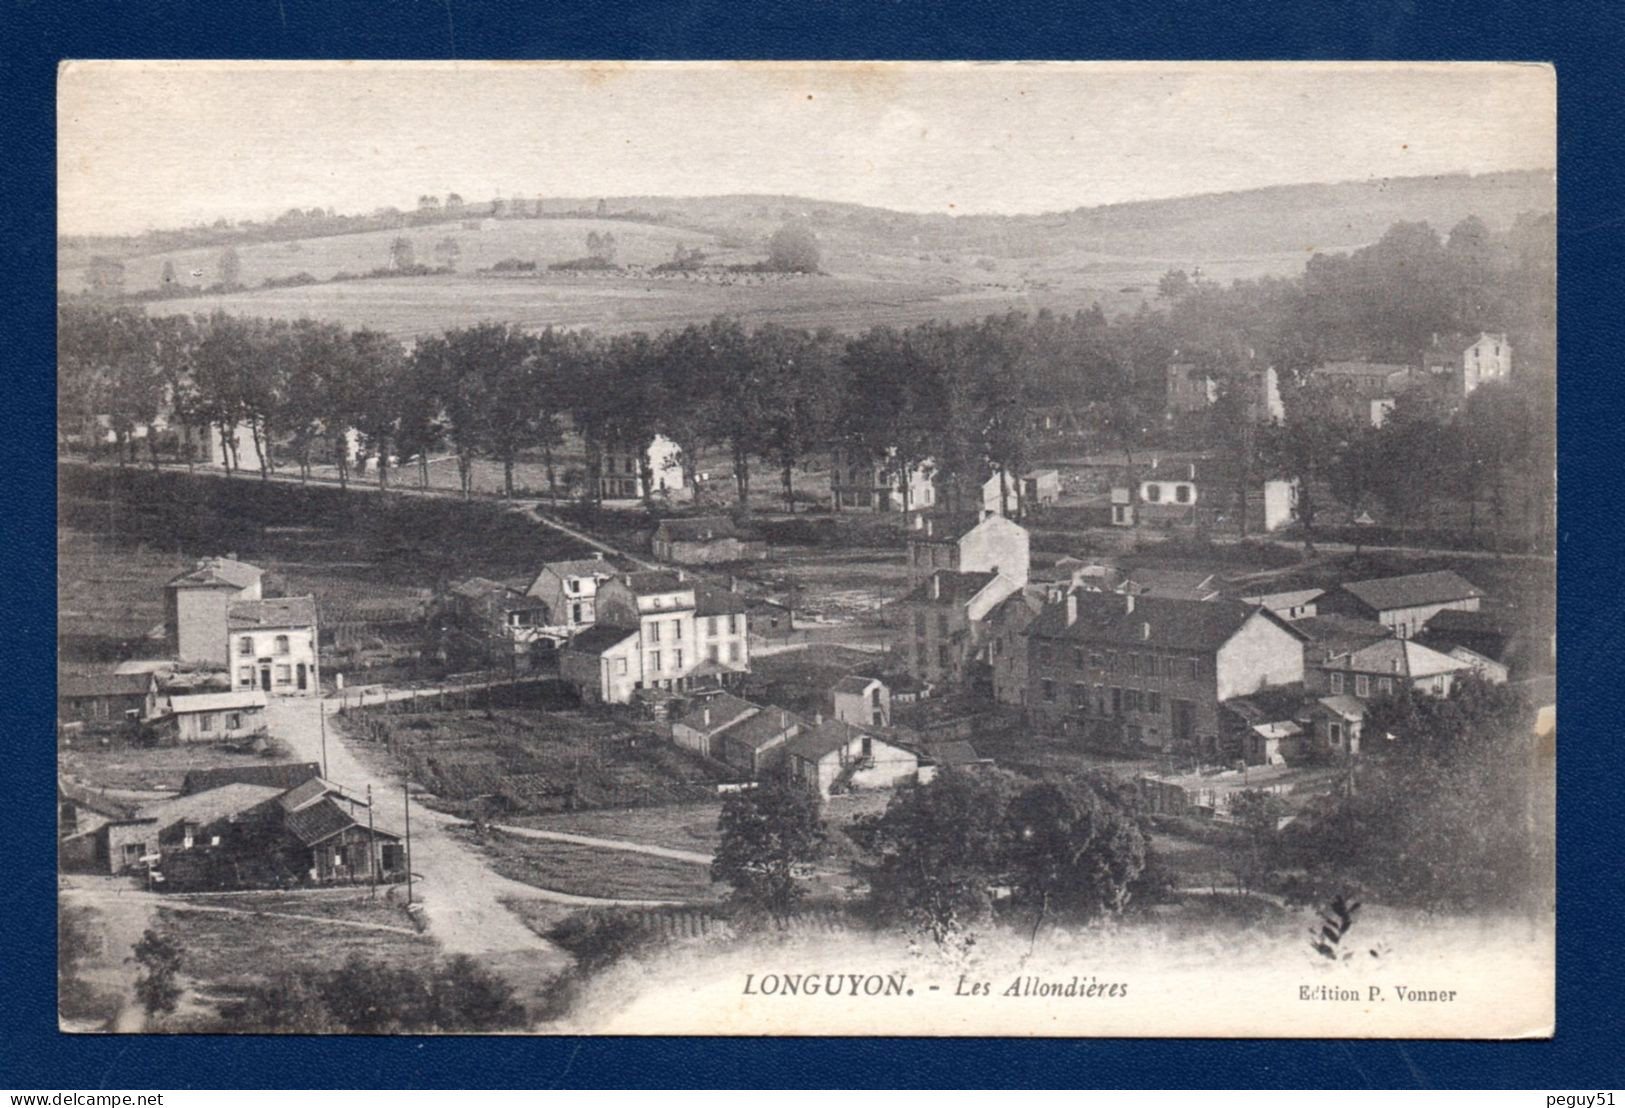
[486, 823, 714, 866]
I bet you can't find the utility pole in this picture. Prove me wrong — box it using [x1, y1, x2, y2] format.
[367, 784, 377, 899]
[318, 698, 329, 780]
[403, 780, 413, 906]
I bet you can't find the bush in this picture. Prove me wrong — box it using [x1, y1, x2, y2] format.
[225, 954, 525, 1033]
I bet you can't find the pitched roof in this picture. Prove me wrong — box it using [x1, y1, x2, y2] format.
[619, 570, 691, 595]
[283, 796, 368, 847]
[180, 761, 322, 796]
[1313, 360, 1413, 379]
[538, 556, 613, 580]
[165, 690, 268, 714]
[1029, 593, 1297, 652]
[914, 739, 983, 766]
[1223, 683, 1309, 723]
[1124, 567, 1221, 601]
[1294, 614, 1394, 648]
[1340, 570, 1484, 613]
[785, 718, 868, 762]
[166, 557, 264, 591]
[58, 671, 156, 699]
[1316, 694, 1367, 719]
[58, 777, 140, 820]
[832, 674, 881, 696]
[908, 510, 988, 542]
[695, 587, 748, 616]
[654, 516, 746, 543]
[717, 706, 805, 752]
[1241, 588, 1326, 611]
[227, 595, 318, 630]
[1421, 607, 1506, 635]
[564, 625, 640, 655]
[901, 570, 998, 606]
[1324, 637, 1470, 679]
[276, 776, 336, 813]
[670, 692, 760, 738]
[137, 783, 286, 832]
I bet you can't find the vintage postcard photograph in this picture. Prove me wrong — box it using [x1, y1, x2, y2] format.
[55, 60, 1554, 1037]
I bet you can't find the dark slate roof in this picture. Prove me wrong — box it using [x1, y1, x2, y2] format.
[901, 570, 998, 606]
[1222, 683, 1308, 723]
[1422, 607, 1506, 634]
[276, 777, 334, 813]
[718, 707, 806, 752]
[695, 587, 748, 616]
[620, 570, 691, 595]
[166, 557, 264, 591]
[915, 739, 983, 766]
[832, 674, 881, 695]
[654, 516, 745, 543]
[1340, 570, 1484, 613]
[1028, 593, 1297, 652]
[180, 761, 322, 797]
[785, 718, 869, 762]
[283, 796, 363, 847]
[908, 511, 986, 543]
[58, 777, 141, 820]
[138, 783, 286, 832]
[670, 692, 760, 737]
[227, 595, 318, 630]
[538, 557, 613, 579]
[564, 625, 640, 656]
[1294, 614, 1393, 647]
[59, 672, 155, 699]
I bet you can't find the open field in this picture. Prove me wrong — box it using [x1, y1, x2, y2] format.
[452, 827, 722, 902]
[347, 704, 732, 814]
[523, 801, 722, 851]
[58, 527, 193, 665]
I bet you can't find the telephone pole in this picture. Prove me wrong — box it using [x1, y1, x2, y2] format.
[403, 780, 413, 906]
[318, 698, 329, 780]
[367, 784, 376, 899]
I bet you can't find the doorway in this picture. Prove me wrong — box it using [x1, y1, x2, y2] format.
[296, 662, 308, 691]
[259, 665, 272, 692]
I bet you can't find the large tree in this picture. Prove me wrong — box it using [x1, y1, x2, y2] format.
[711, 779, 828, 919]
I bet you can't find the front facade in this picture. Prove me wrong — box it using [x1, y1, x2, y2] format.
[1327, 570, 1486, 638]
[694, 587, 751, 677]
[1308, 637, 1472, 701]
[227, 596, 320, 698]
[164, 557, 265, 665]
[786, 720, 920, 799]
[670, 691, 761, 759]
[599, 434, 684, 500]
[1165, 362, 1283, 422]
[987, 587, 1048, 708]
[161, 691, 269, 742]
[714, 708, 805, 778]
[588, 571, 708, 695]
[1311, 360, 1414, 397]
[904, 510, 1030, 587]
[830, 445, 937, 512]
[978, 469, 1062, 516]
[1025, 592, 1304, 757]
[1423, 332, 1512, 398]
[526, 554, 614, 631]
[559, 626, 642, 704]
[899, 570, 1023, 687]
[437, 577, 555, 671]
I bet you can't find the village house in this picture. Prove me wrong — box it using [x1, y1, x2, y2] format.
[1121, 566, 1223, 602]
[1422, 331, 1512, 398]
[913, 739, 990, 783]
[987, 585, 1050, 708]
[180, 762, 322, 796]
[1307, 695, 1367, 758]
[898, 569, 1025, 688]
[973, 468, 1062, 517]
[1324, 569, 1486, 638]
[1109, 459, 1299, 533]
[526, 554, 614, 631]
[1025, 403, 1083, 440]
[829, 445, 937, 512]
[558, 625, 642, 705]
[57, 671, 160, 727]
[1165, 360, 1284, 423]
[599, 434, 684, 500]
[831, 674, 891, 728]
[1136, 762, 1309, 821]
[1219, 684, 1314, 765]
[158, 690, 269, 743]
[1024, 591, 1305, 758]
[670, 691, 762, 759]
[693, 586, 752, 687]
[1414, 605, 1550, 675]
[786, 718, 919, 799]
[904, 509, 1030, 588]
[651, 516, 768, 564]
[1307, 636, 1474, 700]
[228, 596, 320, 697]
[58, 778, 141, 870]
[713, 706, 806, 779]
[92, 782, 287, 876]
[1241, 588, 1325, 621]
[1310, 359, 1415, 398]
[164, 556, 265, 666]
[434, 577, 555, 672]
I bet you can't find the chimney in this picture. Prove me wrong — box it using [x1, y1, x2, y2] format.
[780, 710, 788, 729]
[1065, 592, 1078, 626]
[1123, 593, 1135, 614]
[931, 575, 941, 600]
[1141, 621, 1152, 641]
[815, 711, 824, 725]
[703, 706, 711, 727]
[730, 575, 739, 593]
[1188, 462, 1196, 480]
[676, 569, 685, 582]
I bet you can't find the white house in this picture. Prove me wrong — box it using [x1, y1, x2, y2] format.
[785, 719, 920, 800]
[599, 434, 684, 500]
[830, 445, 937, 512]
[226, 596, 320, 697]
[1424, 332, 1512, 398]
[831, 674, 890, 728]
[161, 690, 270, 743]
[526, 554, 615, 630]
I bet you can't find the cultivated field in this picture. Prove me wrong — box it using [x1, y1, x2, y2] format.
[523, 801, 722, 851]
[452, 828, 721, 902]
[60, 736, 294, 793]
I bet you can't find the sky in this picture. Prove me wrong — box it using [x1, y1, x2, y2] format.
[57, 61, 1556, 237]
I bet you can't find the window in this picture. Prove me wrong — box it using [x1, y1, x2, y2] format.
[673, 619, 683, 640]
[1072, 646, 1085, 668]
[1089, 652, 1103, 669]
[1328, 721, 1344, 746]
[238, 637, 254, 656]
[1330, 672, 1345, 695]
[1071, 682, 1088, 707]
[708, 616, 719, 637]
[650, 651, 662, 672]
[567, 579, 579, 594]
[1106, 651, 1118, 672]
[572, 603, 584, 623]
[707, 644, 719, 663]
[1038, 643, 1053, 665]
[1110, 687, 1123, 714]
[615, 658, 628, 675]
[274, 634, 290, 655]
[275, 665, 292, 685]
[1124, 688, 1140, 712]
[1127, 653, 1140, 675]
[226, 712, 242, 730]
[1145, 484, 1162, 503]
[673, 649, 684, 670]
[1042, 679, 1056, 702]
[122, 843, 145, 865]
[871, 687, 882, 705]
[1186, 657, 1200, 680]
[1433, 676, 1445, 694]
[199, 714, 214, 733]
[914, 612, 927, 635]
[938, 645, 951, 667]
[1147, 691, 1162, 713]
[937, 613, 950, 635]
[729, 614, 739, 634]
[649, 622, 661, 643]
[237, 666, 253, 688]
[861, 735, 873, 758]
[1378, 677, 1393, 695]
[1175, 485, 1192, 504]
[727, 642, 740, 663]
[1355, 674, 1370, 698]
